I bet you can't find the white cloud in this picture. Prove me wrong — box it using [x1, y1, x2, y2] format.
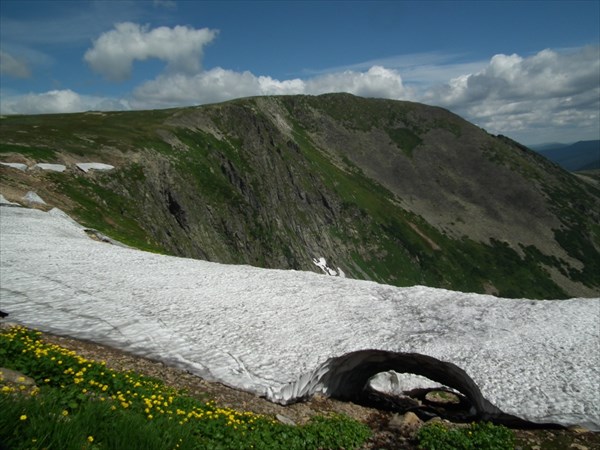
[0, 50, 31, 78]
[131, 69, 262, 108]
[424, 46, 600, 142]
[84, 22, 217, 81]
[0, 89, 130, 115]
[305, 66, 408, 99]
[131, 65, 409, 109]
[304, 52, 488, 89]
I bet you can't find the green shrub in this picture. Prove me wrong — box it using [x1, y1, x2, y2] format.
[417, 421, 515, 450]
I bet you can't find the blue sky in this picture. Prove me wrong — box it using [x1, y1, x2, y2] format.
[1, 0, 599, 145]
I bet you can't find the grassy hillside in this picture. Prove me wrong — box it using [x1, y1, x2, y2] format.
[1, 94, 599, 299]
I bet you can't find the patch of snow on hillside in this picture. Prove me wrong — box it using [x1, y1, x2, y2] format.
[76, 163, 114, 173]
[312, 257, 345, 277]
[0, 205, 599, 430]
[22, 191, 46, 205]
[34, 163, 66, 172]
[0, 162, 27, 171]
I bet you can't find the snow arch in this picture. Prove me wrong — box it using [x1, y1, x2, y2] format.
[271, 350, 507, 421]
[317, 350, 501, 417]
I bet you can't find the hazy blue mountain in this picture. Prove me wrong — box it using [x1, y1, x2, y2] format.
[534, 140, 600, 171]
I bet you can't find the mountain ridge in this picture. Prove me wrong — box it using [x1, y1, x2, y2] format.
[532, 140, 600, 171]
[1, 93, 599, 298]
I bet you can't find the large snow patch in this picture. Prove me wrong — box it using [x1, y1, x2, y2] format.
[1, 205, 598, 430]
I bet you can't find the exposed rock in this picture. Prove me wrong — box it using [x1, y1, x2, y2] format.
[425, 390, 461, 405]
[276, 414, 296, 426]
[388, 411, 423, 437]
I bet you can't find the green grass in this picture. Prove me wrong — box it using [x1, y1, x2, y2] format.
[385, 127, 423, 157]
[0, 326, 371, 450]
[49, 174, 166, 254]
[417, 421, 515, 450]
[0, 143, 56, 160]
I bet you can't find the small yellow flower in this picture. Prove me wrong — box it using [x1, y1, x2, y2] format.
[87, 435, 94, 443]
[62, 410, 69, 416]
[20, 415, 27, 421]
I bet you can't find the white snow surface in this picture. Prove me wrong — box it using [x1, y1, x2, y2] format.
[22, 191, 46, 205]
[312, 257, 345, 277]
[76, 163, 114, 173]
[34, 163, 66, 172]
[1, 206, 599, 430]
[368, 371, 450, 394]
[0, 162, 27, 171]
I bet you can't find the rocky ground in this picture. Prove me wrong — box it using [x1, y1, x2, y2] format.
[2, 323, 598, 449]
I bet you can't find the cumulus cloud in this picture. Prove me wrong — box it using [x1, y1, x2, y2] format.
[84, 22, 217, 81]
[131, 65, 408, 109]
[0, 50, 31, 78]
[425, 46, 600, 141]
[0, 89, 130, 115]
[305, 66, 407, 98]
[428, 47, 599, 107]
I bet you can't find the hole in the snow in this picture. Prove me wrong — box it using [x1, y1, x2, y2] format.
[360, 371, 474, 422]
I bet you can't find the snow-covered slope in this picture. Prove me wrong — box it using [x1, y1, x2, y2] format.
[1, 204, 599, 430]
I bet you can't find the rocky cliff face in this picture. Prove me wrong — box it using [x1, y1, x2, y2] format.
[1, 94, 599, 298]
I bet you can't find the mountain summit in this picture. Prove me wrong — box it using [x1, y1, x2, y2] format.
[1, 93, 598, 298]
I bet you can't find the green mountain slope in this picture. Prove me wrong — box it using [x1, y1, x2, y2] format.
[1, 94, 599, 299]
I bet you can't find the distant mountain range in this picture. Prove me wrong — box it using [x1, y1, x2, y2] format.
[530, 140, 600, 171]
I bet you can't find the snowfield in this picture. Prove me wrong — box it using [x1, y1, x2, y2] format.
[1, 204, 599, 430]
